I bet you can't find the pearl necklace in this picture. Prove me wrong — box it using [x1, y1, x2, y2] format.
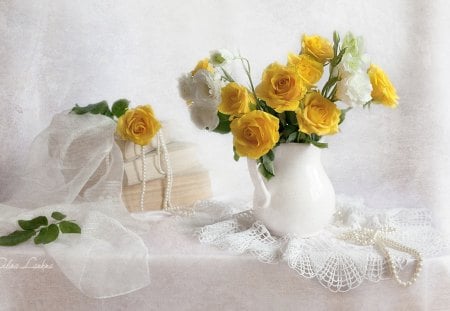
[340, 227, 423, 287]
[138, 130, 193, 216]
[139, 145, 147, 212]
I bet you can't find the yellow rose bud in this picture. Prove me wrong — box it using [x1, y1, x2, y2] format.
[301, 34, 334, 63]
[297, 92, 341, 136]
[191, 58, 214, 76]
[367, 64, 399, 108]
[231, 110, 280, 159]
[255, 63, 307, 113]
[287, 53, 324, 87]
[218, 82, 252, 116]
[116, 105, 161, 146]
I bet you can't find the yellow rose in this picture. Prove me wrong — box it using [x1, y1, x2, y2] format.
[255, 63, 307, 113]
[191, 58, 214, 76]
[218, 82, 253, 116]
[116, 105, 161, 146]
[301, 35, 334, 63]
[287, 53, 324, 87]
[367, 64, 399, 108]
[296, 92, 340, 136]
[230, 110, 280, 159]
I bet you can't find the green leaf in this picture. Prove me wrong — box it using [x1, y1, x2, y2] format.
[278, 112, 287, 126]
[59, 221, 82, 234]
[51, 212, 66, 221]
[111, 99, 129, 118]
[331, 47, 347, 67]
[296, 132, 310, 143]
[286, 131, 298, 143]
[0, 230, 35, 246]
[258, 163, 274, 180]
[18, 216, 48, 230]
[233, 147, 240, 161]
[221, 68, 235, 83]
[339, 107, 352, 125]
[333, 31, 340, 46]
[213, 112, 231, 134]
[71, 101, 113, 118]
[266, 149, 275, 161]
[333, 31, 340, 56]
[34, 224, 59, 245]
[257, 100, 278, 116]
[328, 84, 338, 101]
[285, 111, 298, 125]
[282, 124, 297, 135]
[311, 141, 328, 148]
[261, 154, 275, 177]
[310, 133, 322, 142]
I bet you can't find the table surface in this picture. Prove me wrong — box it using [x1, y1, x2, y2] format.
[1, 216, 449, 311]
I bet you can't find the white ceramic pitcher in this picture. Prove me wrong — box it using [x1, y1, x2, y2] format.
[248, 143, 335, 237]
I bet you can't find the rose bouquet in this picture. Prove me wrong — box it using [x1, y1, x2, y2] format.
[178, 32, 398, 179]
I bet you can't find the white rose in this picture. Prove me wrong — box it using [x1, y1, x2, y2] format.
[209, 49, 234, 66]
[178, 74, 195, 103]
[186, 69, 222, 130]
[338, 52, 370, 77]
[189, 104, 219, 130]
[191, 69, 222, 107]
[335, 71, 372, 107]
[334, 32, 370, 78]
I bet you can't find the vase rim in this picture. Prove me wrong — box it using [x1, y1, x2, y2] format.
[277, 142, 323, 150]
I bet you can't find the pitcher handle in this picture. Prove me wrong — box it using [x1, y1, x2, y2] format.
[247, 158, 271, 209]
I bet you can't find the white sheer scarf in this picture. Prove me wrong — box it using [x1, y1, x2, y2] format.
[0, 111, 151, 298]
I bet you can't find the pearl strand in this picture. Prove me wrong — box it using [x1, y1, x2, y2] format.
[105, 153, 110, 171]
[139, 145, 146, 212]
[157, 130, 193, 217]
[340, 227, 423, 287]
[154, 135, 166, 175]
[158, 131, 171, 210]
[376, 235, 423, 287]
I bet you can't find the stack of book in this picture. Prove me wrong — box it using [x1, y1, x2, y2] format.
[117, 137, 212, 213]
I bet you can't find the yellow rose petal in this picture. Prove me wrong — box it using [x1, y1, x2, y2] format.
[218, 82, 252, 116]
[367, 64, 399, 108]
[230, 110, 280, 159]
[191, 58, 214, 76]
[116, 105, 161, 146]
[255, 63, 307, 113]
[287, 53, 324, 87]
[296, 92, 341, 136]
[301, 35, 334, 63]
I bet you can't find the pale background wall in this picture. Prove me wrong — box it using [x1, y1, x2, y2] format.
[1, 1, 449, 233]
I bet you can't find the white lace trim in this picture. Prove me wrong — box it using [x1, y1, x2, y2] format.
[193, 195, 448, 292]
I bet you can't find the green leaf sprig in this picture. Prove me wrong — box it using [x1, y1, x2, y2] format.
[0, 212, 81, 246]
[71, 99, 130, 119]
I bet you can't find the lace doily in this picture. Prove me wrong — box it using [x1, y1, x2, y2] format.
[192, 196, 448, 292]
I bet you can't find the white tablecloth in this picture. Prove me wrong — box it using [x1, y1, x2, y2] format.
[1, 216, 449, 311]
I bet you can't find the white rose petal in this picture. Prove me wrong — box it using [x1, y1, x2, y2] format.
[335, 71, 372, 107]
[333, 32, 371, 78]
[191, 69, 222, 107]
[178, 74, 195, 103]
[189, 104, 219, 131]
[339, 53, 370, 76]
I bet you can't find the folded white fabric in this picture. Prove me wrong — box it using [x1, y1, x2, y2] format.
[0, 111, 151, 298]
